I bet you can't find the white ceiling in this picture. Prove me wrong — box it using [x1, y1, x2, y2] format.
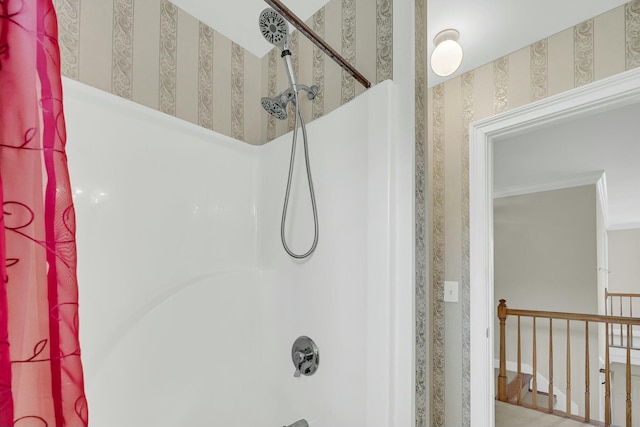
[170, 0, 329, 58]
[493, 102, 640, 229]
[172, 0, 629, 85]
[427, 0, 629, 87]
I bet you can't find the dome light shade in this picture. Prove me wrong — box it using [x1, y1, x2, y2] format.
[430, 29, 463, 77]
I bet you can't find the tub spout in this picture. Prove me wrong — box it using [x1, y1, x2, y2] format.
[283, 420, 308, 427]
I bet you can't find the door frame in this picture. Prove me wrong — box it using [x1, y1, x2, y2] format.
[468, 67, 640, 427]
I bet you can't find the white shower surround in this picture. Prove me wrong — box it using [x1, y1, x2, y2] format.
[65, 77, 409, 427]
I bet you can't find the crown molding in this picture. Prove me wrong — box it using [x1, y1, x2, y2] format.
[493, 171, 603, 199]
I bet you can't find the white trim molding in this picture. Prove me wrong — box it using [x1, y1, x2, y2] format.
[493, 170, 604, 199]
[607, 222, 640, 231]
[596, 172, 609, 229]
[469, 67, 640, 427]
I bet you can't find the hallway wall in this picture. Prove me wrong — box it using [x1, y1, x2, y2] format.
[608, 228, 640, 295]
[427, 1, 640, 425]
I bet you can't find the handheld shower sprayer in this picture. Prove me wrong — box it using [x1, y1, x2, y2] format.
[258, 8, 320, 260]
[259, 7, 289, 49]
[259, 7, 295, 86]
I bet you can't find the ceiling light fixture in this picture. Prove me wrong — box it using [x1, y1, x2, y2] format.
[430, 29, 463, 77]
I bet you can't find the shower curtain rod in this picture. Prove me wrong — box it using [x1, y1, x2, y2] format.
[264, 0, 372, 89]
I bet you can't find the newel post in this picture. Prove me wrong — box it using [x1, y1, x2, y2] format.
[498, 299, 508, 401]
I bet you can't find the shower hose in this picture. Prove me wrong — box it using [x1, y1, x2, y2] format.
[281, 91, 319, 259]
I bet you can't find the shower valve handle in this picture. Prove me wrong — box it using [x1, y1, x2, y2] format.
[293, 350, 313, 377]
[293, 351, 304, 377]
[291, 336, 319, 377]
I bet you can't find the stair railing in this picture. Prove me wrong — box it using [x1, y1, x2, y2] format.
[605, 290, 640, 350]
[497, 299, 640, 427]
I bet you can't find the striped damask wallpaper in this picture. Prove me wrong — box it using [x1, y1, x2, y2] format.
[427, 1, 640, 426]
[53, 0, 393, 145]
[414, 0, 428, 424]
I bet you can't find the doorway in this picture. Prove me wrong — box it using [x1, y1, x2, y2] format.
[468, 67, 640, 427]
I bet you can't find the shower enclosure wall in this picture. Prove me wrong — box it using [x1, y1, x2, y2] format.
[65, 77, 405, 427]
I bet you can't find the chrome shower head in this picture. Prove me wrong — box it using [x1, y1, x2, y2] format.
[261, 87, 297, 120]
[259, 8, 289, 49]
[261, 95, 288, 120]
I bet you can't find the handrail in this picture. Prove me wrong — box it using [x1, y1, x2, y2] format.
[606, 291, 640, 297]
[264, 0, 372, 89]
[497, 299, 635, 427]
[605, 290, 640, 349]
[505, 308, 640, 325]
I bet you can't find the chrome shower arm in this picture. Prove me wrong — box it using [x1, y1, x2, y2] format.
[295, 84, 318, 100]
[280, 85, 318, 105]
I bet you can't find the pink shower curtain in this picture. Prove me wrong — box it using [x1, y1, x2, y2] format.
[0, 0, 88, 425]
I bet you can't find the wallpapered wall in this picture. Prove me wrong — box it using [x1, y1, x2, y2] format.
[427, 1, 640, 426]
[260, 0, 392, 142]
[53, 0, 393, 145]
[414, 0, 428, 425]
